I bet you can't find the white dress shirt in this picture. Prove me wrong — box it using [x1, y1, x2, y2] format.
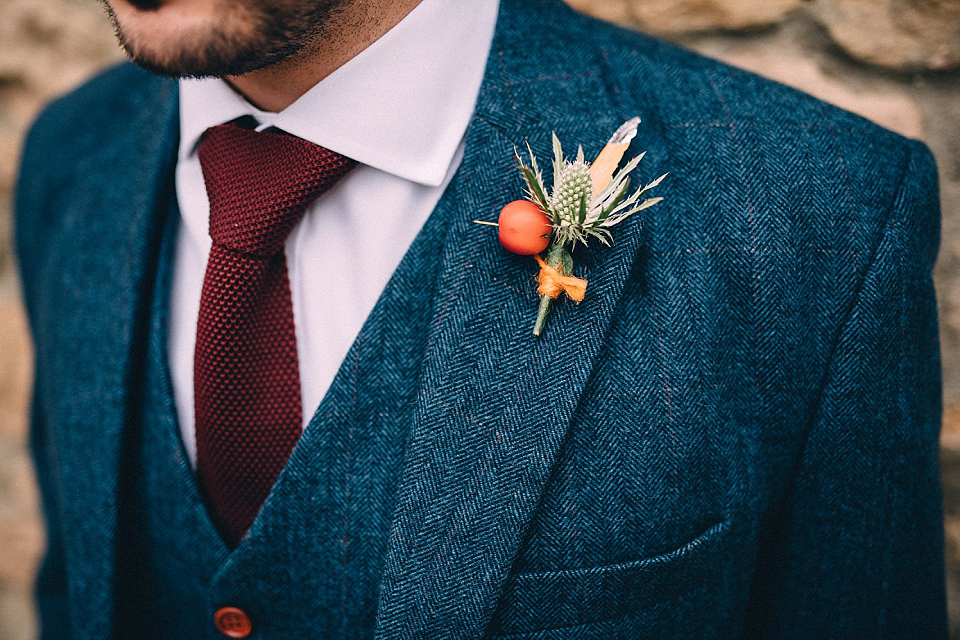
[172, 0, 499, 466]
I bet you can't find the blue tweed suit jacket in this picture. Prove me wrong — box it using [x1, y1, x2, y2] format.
[15, 0, 946, 637]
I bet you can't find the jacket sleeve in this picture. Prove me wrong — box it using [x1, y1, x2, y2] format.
[15, 110, 72, 640]
[742, 139, 947, 638]
[745, 142, 947, 640]
[29, 389, 71, 640]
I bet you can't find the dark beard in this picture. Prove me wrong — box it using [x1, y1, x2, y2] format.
[102, 0, 345, 78]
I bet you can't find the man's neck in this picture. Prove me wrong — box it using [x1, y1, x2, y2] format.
[225, 0, 424, 113]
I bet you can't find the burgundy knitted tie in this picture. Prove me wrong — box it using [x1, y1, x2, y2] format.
[195, 122, 355, 547]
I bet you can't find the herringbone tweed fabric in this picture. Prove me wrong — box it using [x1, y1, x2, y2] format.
[107, 181, 450, 638]
[14, 0, 946, 637]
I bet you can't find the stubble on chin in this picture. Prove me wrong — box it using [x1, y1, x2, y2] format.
[101, 0, 341, 79]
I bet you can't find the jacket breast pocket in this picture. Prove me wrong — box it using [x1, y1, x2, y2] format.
[486, 520, 730, 637]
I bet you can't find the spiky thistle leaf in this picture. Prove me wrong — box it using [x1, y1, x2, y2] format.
[517, 121, 665, 248]
[516, 146, 551, 215]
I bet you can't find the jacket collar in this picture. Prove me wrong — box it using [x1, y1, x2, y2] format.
[374, 0, 668, 636]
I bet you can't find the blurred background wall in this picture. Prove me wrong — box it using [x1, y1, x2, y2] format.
[0, 0, 958, 637]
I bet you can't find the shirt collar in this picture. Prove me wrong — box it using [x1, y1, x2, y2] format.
[178, 0, 499, 187]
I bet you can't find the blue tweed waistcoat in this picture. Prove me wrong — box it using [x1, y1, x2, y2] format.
[110, 190, 451, 638]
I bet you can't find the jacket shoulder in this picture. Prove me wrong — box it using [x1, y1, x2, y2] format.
[529, 1, 938, 314]
[559, 2, 931, 226]
[15, 62, 177, 295]
[16, 60, 175, 202]
[19, 62, 173, 181]
[534, 0, 915, 152]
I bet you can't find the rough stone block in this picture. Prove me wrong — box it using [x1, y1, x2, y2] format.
[0, 297, 32, 447]
[566, 0, 803, 32]
[812, 0, 960, 71]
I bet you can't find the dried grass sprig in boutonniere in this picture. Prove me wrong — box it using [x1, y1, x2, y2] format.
[476, 118, 666, 336]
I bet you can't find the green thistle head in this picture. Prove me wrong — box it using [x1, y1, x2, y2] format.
[515, 125, 666, 249]
[551, 159, 593, 244]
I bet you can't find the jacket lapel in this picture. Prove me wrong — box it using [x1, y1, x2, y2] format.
[39, 70, 178, 639]
[375, 0, 669, 637]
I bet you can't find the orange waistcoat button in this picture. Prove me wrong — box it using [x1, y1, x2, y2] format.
[214, 606, 252, 638]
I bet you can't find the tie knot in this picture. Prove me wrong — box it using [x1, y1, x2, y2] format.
[198, 122, 356, 257]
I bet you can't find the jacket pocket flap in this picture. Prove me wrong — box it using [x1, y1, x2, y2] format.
[489, 520, 730, 635]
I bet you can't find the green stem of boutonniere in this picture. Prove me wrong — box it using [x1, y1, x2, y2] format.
[532, 241, 576, 336]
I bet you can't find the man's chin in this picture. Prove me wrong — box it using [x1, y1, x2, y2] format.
[120, 29, 307, 79]
[122, 41, 276, 79]
[102, 0, 326, 79]
[103, 1, 265, 78]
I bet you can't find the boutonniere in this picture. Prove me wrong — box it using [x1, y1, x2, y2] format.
[477, 117, 666, 336]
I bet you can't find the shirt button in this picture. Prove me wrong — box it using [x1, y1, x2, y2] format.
[214, 606, 252, 638]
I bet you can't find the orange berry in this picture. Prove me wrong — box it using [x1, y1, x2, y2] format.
[497, 200, 552, 255]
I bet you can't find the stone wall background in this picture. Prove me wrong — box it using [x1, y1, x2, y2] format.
[0, 0, 958, 637]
